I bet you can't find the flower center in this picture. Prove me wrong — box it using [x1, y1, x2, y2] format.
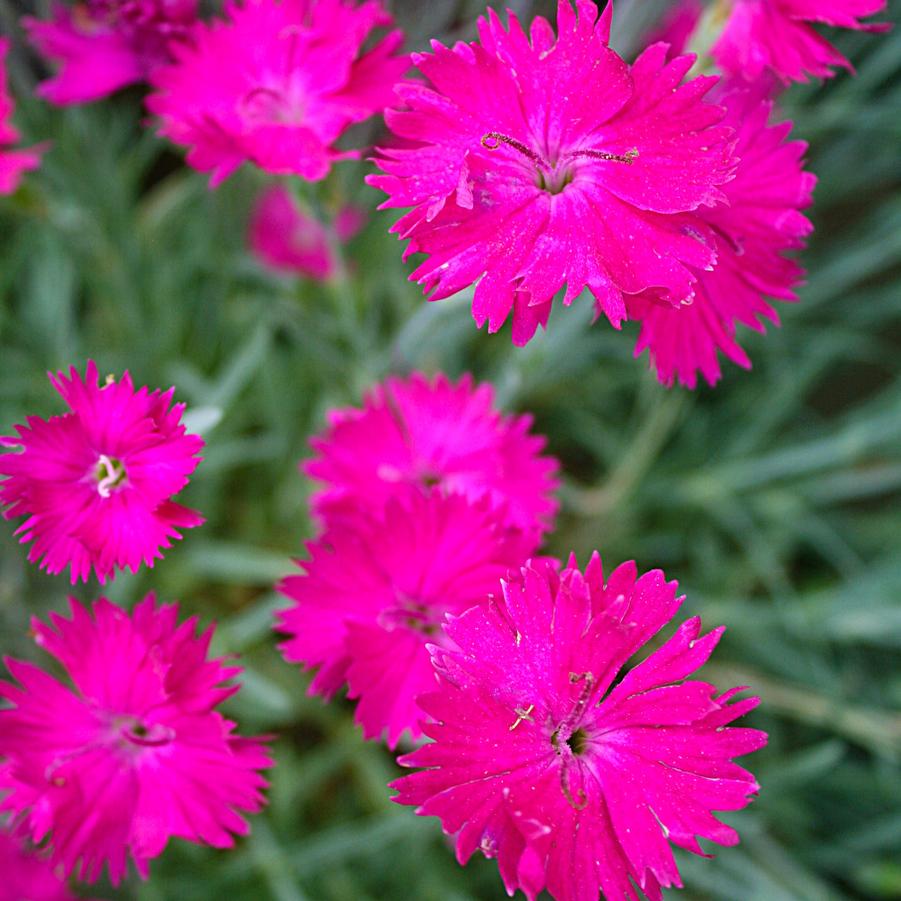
[551, 722, 593, 756]
[239, 86, 305, 125]
[117, 717, 176, 748]
[567, 726, 590, 756]
[418, 469, 443, 489]
[378, 592, 442, 636]
[94, 454, 128, 497]
[481, 132, 638, 196]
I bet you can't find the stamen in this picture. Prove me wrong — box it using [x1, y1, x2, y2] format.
[561, 775, 588, 811]
[563, 147, 639, 165]
[240, 86, 290, 121]
[121, 721, 176, 748]
[95, 454, 127, 498]
[563, 671, 595, 731]
[279, 25, 305, 77]
[481, 132, 551, 171]
[509, 704, 535, 731]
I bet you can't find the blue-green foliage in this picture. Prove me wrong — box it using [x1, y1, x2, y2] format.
[0, 1, 899, 898]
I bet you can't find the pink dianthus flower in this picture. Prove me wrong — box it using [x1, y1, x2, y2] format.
[712, 0, 890, 84]
[0, 829, 77, 901]
[147, 0, 408, 187]
[248, 184, 365, 279]
[368, 0, 737, 345]
[25, 0, 198, 105]
[393, 554, 767, 901]
[305, 372, 559, 537]
[0, 361, 204, 583]
[629, 86, 815, 387]
[277, 489, 537, 747]
[0, 595, 271, 885]
[0, 38, 43, 195]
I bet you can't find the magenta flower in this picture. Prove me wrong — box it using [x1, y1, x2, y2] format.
[393, 554, 767, 901]
[305, 372, 559, 537]
[713, 0, 889, 84]
[24, 0, 197, 105]
[0, 829, 77, 901]
[147, 0, 408, 187]
[629, 86, 815, 387]
[0, 361, 204, 583]
[277, 489, 536, 747]
[368, 0, 737, 345]
[0, 595, 271, 885]
[248, 184, 364, 279]
[0, 38, 43, 195]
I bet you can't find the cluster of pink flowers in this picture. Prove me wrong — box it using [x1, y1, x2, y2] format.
[274, 372, 767, 899]
[277, 372, 560, 745]
[368, 0, 842, 384]
[0, 362, 766, 900]
[6, 0, 889, 383]
[0, 0, 893, 898]
[0, 363, 272, 888]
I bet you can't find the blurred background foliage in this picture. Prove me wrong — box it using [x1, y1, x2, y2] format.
[1, 0, 900, 898]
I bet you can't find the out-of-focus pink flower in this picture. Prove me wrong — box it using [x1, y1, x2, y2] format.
[368, 0, 737, 345]
[147, 0, 408, 187]
[645, 0, 703, 57]
[0, 38, 43, 194]
[393, 554, 767, 901]
[713, 0, 890, 84]
[248, 185, 366, 279]
[25, 0, 197, 105]
[305, 372, 559, 537]
[277, 489, 536, 747]
[0, 829, 77, 901]
[629, 86, 815, 387]
[334, 204, 367, 242]
[0, 595, 271, 885]
[0, 361, 204, 583]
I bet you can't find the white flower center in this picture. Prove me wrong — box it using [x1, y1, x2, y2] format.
[94, 454, 128, 497]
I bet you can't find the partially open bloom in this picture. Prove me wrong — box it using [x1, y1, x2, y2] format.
[393, 554, 767, 901]
[277, 489, 536, 747]
[0, 38, 43, 194]
[248, 184, 365, 279]
[0, 596, 271, 884]
[712, 0, 889, 84]
[629, 86, 815, 387]
[147, 0, 408, 187]
[369, 0, 736, 345]
[0, 361, 204, 583]
[305, 372, 559, 537]
[25, 0, 198, 105]
[0, 829, 77, 901]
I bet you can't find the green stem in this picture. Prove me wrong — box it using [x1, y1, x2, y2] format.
[570, 390, 687, 518]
